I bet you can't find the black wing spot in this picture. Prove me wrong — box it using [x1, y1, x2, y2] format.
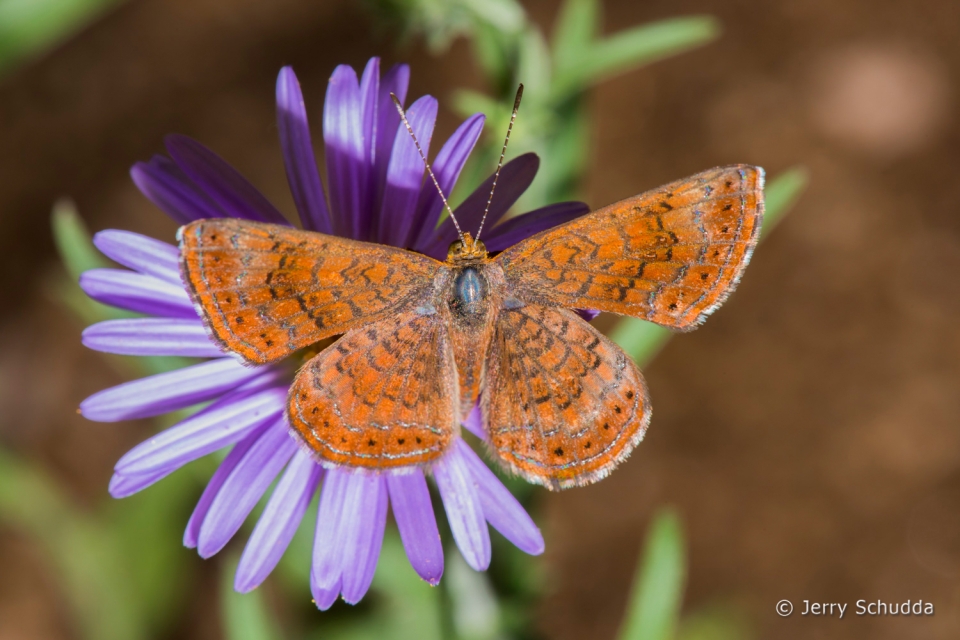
[700, 272, 709, 280]
[235, 316, 244, 325]
[614, 405, 622, 414]
[723, 203, 733, 211]
[584, 441, 592, 449]
[397, 438, 405, 445]
[554, 447, 564, 456]
[626, 390, 634, 400]
[367, 439, 376, 447]
[668, 302, 678, 311]
[603, 422, 610, 430]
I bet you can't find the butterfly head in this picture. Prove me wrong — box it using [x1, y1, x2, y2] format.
[447, 232, 488, 263]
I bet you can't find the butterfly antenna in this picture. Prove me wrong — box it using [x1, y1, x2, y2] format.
[475, 83, 523, 242]
[390, 93, 465, 245]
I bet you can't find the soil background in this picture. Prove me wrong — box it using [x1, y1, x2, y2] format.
[1, 1, 959, 639]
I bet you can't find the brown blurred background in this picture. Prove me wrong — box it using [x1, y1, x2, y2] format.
[1, 0, 959, 638]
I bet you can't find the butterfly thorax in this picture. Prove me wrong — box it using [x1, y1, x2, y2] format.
[446, 232, 494, 320]
[437, 254, 504, 419]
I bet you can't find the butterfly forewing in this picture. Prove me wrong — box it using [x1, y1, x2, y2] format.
[288, 308, 459, 469]
[495, 165, 764, 330]
[180, 219, 441, 364]
[483, 304, 650, 489]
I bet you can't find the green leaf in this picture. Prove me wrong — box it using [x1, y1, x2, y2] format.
[50, 200, 197, 375]
[370, 530, 444, 640]
[0, 446, 146, 640]
[676, 604, 753, 640]
[761, 165, 808, 235]
[461, 0, 525, 34]
[447, 550, 501, 640]
[554, 16, 720, 98]
[106, 468, 198, 634]
[220, 555, 284, 640]
[452, 88, 505, 123]
[551, 0, 598, 73]
[516, 27, 552, 109]
[51, 199, 110, 280]
[609, 318, 670, 368]
[469, 19, 514, 88]
[50, 199, 134, 323]
[618, 509, 686, 640]
[0, 0, 125, 76]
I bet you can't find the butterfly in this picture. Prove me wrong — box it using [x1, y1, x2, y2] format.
[178, 160, 763, 490]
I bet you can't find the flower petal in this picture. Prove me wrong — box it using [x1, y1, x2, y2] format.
[108, 467, 170, 498]
[114, 378, 287, 476]
[93, 230, 181, 284]
[82, 318, 223, 358]
[434, 442, 491, 571]
[482, 201, 591, 252]
[340, 474, 388, 604]
[276, 67, 332, 234]
[461, 402, 486, 440]
[311, 468, 349, 609]
[235, 450, 323, 592]
[108, 374, 285, 497]
[457, 441, 544, 555]
[387, 469, 443, 584]
[357, 57, 380, 238]
[323, 65, 365, 239]
[165, 134, 290, 225]
[577, 309, 601, 322]
[79, 268, 195, 318]
[184, 423, 268, 548]
[423, 152, 540, 258]
[409, 113, 485, 251]
[377, 95, 438, 246]
[373, 63, 410, 216]
[197, 418, 298, 558]
[130, 156, 227, 224]
[80, 357, 264, 422]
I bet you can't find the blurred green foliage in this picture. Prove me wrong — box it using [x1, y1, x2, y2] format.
[0, 1, 808, 639]
[0, 0, 125, 77]
[618, 509, 686, 640]
[394, 0, 720, 212]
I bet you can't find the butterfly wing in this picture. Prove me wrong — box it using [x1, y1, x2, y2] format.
[180, 219, 442, 364]
[483, 304, 650, 490]
[495, 165, 764, 330]
[288, 307, 459, 469]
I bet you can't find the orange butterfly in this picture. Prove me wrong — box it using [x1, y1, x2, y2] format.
[179, 160, 763, 490]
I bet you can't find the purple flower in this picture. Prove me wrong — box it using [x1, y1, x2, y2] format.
[79, 59, 589, 608]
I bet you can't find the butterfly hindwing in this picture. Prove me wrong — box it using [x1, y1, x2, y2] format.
[495, 165, 764, 330]
[180, 219, 442, 364]
[288, 306, 460, 469]
[483, 304, 651, 489]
